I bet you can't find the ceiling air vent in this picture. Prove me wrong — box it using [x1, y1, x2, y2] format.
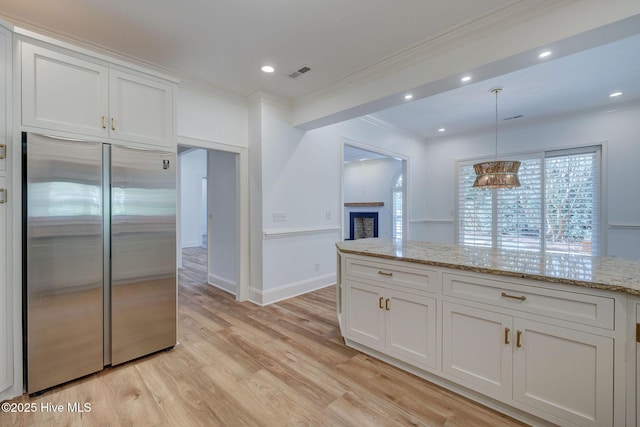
[289, 65, 311, 79]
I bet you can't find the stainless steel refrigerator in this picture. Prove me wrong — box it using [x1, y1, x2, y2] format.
[23, 132, 176, 394]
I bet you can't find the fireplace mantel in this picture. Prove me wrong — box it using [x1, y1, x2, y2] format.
[344, 202, 384, 207]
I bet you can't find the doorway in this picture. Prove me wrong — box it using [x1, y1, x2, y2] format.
[342, 141, 408, 241]
[177, 139, 245, 299]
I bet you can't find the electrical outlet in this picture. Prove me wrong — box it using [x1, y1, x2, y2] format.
[314, 262, 320, 272]
[273, 211, 286, 222]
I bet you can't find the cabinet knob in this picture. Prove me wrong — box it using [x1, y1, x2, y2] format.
[0, 143, 5, 159]
[0, 188, 6, 203]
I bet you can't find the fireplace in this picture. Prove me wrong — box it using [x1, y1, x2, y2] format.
[349, 212, 379, 240]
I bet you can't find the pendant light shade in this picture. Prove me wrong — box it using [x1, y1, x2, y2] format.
[473, 88, 521, 189]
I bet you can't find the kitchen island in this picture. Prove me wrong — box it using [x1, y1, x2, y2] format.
[336, 239, 640, 427]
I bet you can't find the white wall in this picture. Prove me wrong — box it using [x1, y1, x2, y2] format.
[177, 86, 248, 148]
[343, 158, 402, 239]
[179, 149, 207, 248]
[252, 96, 428, 304]
[419, 101, 640, 260]
[207, 150, 239, 294]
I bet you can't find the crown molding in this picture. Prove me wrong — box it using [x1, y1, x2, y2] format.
[247, 90, 292, 111]
[295, 0, 573, 107]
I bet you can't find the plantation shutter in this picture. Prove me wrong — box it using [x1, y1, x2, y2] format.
[496, 157, 543, 251]
[457, 145, 599, 255]
[457, 164, 493, 247]
[544, 147, 600, 255]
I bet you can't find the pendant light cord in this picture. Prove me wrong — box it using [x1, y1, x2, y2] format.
[493, 87, 501, 160]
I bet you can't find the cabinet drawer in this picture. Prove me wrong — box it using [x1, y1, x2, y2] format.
[443, 273, 614, 329]
[346, 257, 439, 293]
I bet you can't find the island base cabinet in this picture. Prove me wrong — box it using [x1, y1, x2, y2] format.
[442, 302, 613, 427]
[346, 281, 385, 350]
[346, 280, 437, 370]
[637, 303, 639, 425]
[442, 302, 513, 399]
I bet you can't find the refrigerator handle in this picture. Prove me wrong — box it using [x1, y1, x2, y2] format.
[103, 144, 112, 366]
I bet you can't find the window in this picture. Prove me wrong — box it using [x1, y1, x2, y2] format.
[457, 146, 601, 255]
[392, 173, 403, 241]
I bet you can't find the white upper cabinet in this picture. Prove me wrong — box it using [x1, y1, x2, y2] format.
[109, 70, 173, 147]
[0, 27, 11, 171]
[21, 43, 109, 138]
[21, 42, 174, 148]
[0, 175, 9, 394]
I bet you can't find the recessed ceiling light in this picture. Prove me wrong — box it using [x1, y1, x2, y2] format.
[609, 91, 623, 97]
[261, 65, 275, 73]
[461, 76, 471, 83]
[538, 50, 552, 59]
[438, 128, 446, 133]
[404, 94, 413, 100]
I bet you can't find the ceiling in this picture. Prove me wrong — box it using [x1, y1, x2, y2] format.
[0, 1, 638, 142]
[0, 0, 518, 99]
[372, 32, 640, 139]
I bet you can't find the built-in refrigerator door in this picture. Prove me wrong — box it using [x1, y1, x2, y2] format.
[110, 145, 176, 365]
[24, 133, 104, 394]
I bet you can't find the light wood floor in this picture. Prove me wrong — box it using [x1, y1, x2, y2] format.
[3, 247, 526, 426]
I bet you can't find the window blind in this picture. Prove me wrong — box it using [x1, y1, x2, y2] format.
[457, 145, 600, 256]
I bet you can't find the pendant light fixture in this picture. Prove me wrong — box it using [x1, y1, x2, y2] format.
[473, 87, 521, 189]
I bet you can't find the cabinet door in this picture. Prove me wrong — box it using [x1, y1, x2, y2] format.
[0, 28, 8, 172]
[109, 70, 173, 147]
[0, 176, 9, 392]
[21, 43, 109, 137]
[512, 319, 613, 427]
[345, 281, 385, 350]
[636, 304, 640, 423]
[442, 302, 512, 399]
[385, 289, 437, 369]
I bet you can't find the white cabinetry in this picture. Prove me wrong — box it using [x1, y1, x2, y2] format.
[443, 301, 613, 427]
[21, 43, 174, 148]
[0, 176, 8, 393]
[0, 23, 10, 396]
[442, 302, 512, 399]
[442, 273, 614, 427]
[637, 302, 640, 425]
[344, 257, 438, 370]
[338, 249, 628, 427]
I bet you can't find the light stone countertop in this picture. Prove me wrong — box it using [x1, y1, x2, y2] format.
[336, 239, 640, 296]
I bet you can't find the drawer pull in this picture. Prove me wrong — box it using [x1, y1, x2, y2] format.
[636, 323, 640, 343]
[111, 117, 117, 131]
[0, 143, 5, 159]
[378, 297, 384, 309]
[504, 327, 510, 345]
[378, 270, 393, 277]
[102, 116, 107, 129]
[0, 188, 5, 203]
[385, 298, 390, 311]
[516, 330, 523, 348]
[501, 292, 526, 302]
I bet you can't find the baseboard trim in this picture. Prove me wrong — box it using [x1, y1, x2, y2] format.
[182, 241, 204, 248]
[249, 273, 336, 306]
[208, 273, 237, 296]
